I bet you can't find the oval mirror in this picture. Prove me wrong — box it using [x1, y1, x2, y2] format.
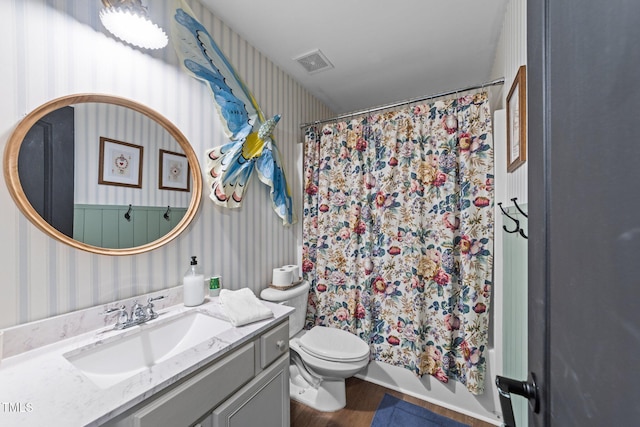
[3, 94, 202, 256]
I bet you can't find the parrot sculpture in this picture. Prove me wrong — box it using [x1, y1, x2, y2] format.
[170, 0, 296, 225]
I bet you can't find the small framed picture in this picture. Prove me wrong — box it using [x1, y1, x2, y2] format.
[159, 149, 190, 191]
[98, 137, 143, 188]
[507, 65, 527, 173]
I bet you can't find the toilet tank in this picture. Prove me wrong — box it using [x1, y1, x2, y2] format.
[260, 281, 310, 338]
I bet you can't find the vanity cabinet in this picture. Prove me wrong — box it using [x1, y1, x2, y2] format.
[104, 319, 289, 427]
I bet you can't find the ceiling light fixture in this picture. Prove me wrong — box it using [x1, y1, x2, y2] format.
[99, 0, 168, 50]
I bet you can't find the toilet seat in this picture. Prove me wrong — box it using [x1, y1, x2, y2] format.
[298, 326, 369, 363]
[290, 338, 369, 379]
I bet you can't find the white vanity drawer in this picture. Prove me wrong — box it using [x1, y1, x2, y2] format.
[132, 342, 255, 427]
[260, 320, 289, 369]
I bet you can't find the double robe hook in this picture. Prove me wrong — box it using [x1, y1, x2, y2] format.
[498, 197, 527, 239]
[124, 205, 171, 222]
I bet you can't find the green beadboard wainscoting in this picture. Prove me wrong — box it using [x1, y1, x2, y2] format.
[73, 204, 188, 249]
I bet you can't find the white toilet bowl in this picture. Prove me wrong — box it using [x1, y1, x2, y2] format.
[289, 326, 369, 411]
[260, 282, 370, 412]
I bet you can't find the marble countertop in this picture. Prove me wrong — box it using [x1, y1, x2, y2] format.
[0, 296, 293, 426]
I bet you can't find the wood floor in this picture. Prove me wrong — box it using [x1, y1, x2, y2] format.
[290, 377, 496, 427]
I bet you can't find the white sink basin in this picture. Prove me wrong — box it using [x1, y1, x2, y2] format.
[64, 311, 232, 388]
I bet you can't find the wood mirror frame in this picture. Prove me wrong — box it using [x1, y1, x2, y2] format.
[3, 93, 202, 256]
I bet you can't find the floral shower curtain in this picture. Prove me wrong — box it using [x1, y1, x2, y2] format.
[302, 92, 494, 394]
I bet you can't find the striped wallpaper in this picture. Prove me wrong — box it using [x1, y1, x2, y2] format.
[494, 0, 528, 203]
[0, 0, 332, 328]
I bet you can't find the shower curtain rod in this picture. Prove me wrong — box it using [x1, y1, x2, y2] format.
[299, 77, 505, 129]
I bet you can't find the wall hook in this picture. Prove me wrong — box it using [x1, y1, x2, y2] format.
[498, 202, 520, 233]
[124, 204, 132, 222]
[163, 206, 171, 221]
[498, 202, 528, 239]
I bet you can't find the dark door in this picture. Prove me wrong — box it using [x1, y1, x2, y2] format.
[527, 0, 640, 425]
[18, 106, 75, 237]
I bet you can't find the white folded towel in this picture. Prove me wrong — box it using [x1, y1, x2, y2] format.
[219, 288, 274, 327]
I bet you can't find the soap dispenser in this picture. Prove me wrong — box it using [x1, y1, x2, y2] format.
[183, 256, 205, 307]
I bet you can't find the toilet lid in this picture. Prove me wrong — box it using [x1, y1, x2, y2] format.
[299, 326, 369, 362]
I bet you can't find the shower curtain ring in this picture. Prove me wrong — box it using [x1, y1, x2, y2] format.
[445, 92, 458, 131]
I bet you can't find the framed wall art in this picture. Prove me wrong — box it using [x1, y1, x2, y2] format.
[159, 149, 190, 191]
[507, 65, 527, 173]
[98, 137, 143, 188]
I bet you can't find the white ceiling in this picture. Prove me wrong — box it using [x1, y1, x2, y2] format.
[199, 0, 509, 115]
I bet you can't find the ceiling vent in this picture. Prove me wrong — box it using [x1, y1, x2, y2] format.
[293, 49, 334, 74]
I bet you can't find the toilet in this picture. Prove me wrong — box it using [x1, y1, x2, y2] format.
[260, 281, 370, 412]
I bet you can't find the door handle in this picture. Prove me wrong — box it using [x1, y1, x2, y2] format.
[495, 373, 540, 427]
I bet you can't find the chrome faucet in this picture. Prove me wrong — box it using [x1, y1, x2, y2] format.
[103, 295, 166, 330]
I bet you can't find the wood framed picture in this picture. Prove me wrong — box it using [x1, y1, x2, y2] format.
[98, 137, 143, 188]
[159, 149, 190, 191]
[507, 65, 527, 173]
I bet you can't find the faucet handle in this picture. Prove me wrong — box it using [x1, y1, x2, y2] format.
[145, 295, 166, 320]
[147, 295, 166, 304]
[102, 304, 125, 315]
[102, 304, 129, 328]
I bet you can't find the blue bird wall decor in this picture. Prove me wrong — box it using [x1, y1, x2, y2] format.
[170, 0, 296, 225]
